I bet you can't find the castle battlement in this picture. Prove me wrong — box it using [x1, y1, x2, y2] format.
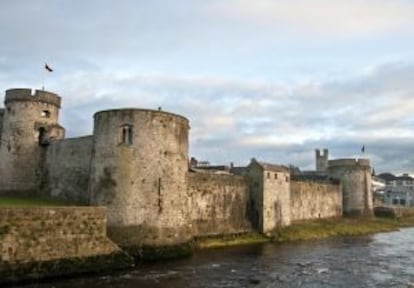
[5, 88, 61, 108]
[0, 86, 374, 255]
[328, 158, 371, 168]
[315, 148, 329, 172]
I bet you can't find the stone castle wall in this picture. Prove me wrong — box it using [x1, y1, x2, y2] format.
[0, 89, 63, 196]
[0, 88, 375, 263]
[247, 161, 291, 235]
[89, 109, 191, 249]
[290, 180, 342, 221]
[328, 159, 373, 216]
[44, 136, 93, 204]
[188, 173, 253, 237]
[0, 207, 133, 283]
[262, 170, 291, 232]
[247, 163, 263, 231]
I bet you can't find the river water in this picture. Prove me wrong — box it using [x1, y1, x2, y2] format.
[15, 228, 414, 288]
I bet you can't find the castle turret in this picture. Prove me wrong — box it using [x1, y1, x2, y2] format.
[316, 148, 329, 172]
[328, 158, 373, 216]
[0, 89, 65, 196]
[88, 108, 191, 256]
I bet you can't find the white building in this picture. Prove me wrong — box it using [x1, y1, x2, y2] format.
[377, 173, 414, 207]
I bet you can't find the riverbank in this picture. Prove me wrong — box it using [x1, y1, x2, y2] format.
[273, 216, 414, 242]
[3, 201, 414, 284]
[195, 233, 269, 249]
[195, 216, 414, 249]
[30, 227, 414, 288]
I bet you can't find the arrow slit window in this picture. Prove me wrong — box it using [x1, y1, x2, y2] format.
[120, 124, 133, 145]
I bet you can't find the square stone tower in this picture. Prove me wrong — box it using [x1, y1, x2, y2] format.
[316, 148, 329, 172]
[247, 159, 291, 235]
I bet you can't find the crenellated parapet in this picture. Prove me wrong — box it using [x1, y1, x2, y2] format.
[5, 89, 61, 108]
[315, 148, 329, 172]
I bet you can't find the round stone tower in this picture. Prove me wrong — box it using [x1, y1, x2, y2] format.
[89, 108, 191, 254]
[0, 89, 65, 196]
[328, 158, 373, 216]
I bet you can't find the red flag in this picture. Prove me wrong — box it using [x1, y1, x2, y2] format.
[45, 63, 53, 72]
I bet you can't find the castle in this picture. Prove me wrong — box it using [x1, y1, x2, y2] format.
[0, 88, 373, 253]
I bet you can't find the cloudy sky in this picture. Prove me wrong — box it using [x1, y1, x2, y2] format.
[1, 0, 414, 174]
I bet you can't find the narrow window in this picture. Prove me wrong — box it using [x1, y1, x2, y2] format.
[267, 172, 270, 179]
[41, 110, 51, 118]
[38, 127, 47, 146]
[274, 173, 278, 179]
[120, 124, 133, 145]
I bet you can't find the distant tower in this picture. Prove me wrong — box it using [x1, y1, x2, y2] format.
[89, 108, 191, 255]
[0, 89, 65, 196]
[315, 148, 329, 172]
[328, 158, 373, 216]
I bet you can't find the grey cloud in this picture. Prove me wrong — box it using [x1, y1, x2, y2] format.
[1, 60, 414, 174]
[1, 1, 414, 174]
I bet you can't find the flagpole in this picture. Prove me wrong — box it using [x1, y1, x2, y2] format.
[42, 65, 45, 91]
[43, 63, 53, 90]
[360, 145, 365, 158]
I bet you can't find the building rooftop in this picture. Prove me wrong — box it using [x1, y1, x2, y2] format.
[250, 158, 289, 172]
[377, 173, 414, 182]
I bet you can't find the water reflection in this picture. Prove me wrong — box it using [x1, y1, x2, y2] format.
[13, 228, 414, 288]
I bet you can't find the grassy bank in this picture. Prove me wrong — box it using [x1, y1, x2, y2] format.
[273, 216, 414, 243]
[195, 216, 414, 249]
[195, 233, 269, 249]
[0, 197, 78, 207]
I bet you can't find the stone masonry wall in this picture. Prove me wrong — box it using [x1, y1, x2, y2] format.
[0, 207, 133, 283]
[290, 180, 342, 221]
[328, 159, 373, 216]
[262, 170, 291, 232]
[89, 109, 191, 249]
[0, 89, 63, 196]
[44, 136, 93, 204]
[246, 164, 263, 231]
[189, 173, 253, 237]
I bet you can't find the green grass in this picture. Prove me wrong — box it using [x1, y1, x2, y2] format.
[195, 233, 269, 249]
[0, 197, 78, 207]
[195, 216, 414, 249]
[273, 216, 414, 242]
